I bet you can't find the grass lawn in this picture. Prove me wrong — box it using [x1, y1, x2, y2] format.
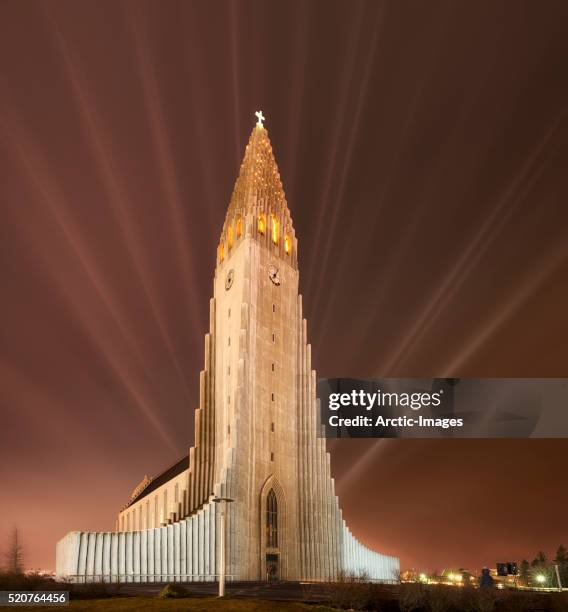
[17, 598, 337, 612]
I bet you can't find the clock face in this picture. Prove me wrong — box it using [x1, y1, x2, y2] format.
[225, 269, 234, 290]
[268, 264, 281, 286]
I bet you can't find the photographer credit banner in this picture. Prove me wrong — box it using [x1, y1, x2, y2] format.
[317, 378, 568, 438]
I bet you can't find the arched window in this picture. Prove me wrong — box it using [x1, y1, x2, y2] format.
[258, 215, 266, 235]
[228, 225, 233, 249]
[271, 216, 279, 244]
[284, 235, 291, 255]
[236, 217, 242, 238]
[266, 489, 278, 548]
[218, 242, 225, 262]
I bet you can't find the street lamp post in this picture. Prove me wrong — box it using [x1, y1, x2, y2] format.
[212, 497, 234, 598]
[554, 564, 563, 591]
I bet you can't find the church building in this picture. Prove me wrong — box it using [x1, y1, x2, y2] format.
[56, 114, 399, 583]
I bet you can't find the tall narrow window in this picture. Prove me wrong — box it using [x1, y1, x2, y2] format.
[236, 217, 242, 238]
[228, 225, 234, 249]
[218, 242, 225, 261]
[266, 489, 278, 548]
[285, 235, 291, 254]
[258, 215, 266, 235]
[271, 216, 279, 244]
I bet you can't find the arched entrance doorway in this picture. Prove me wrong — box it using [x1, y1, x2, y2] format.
[260, 476, 286, 581]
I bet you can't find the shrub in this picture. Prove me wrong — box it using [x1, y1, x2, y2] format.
[398, 583, 427, 612]
[425, 584, 460, 612]
[328, 571, 371, 610]
[158, 583, 189, 599]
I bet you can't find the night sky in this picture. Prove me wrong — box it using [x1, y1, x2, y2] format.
[1, 0, 567, 574]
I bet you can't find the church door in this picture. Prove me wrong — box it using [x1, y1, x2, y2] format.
[266, 554, 279, 581]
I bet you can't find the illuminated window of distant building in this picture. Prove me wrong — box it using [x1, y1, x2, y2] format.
[228, 225, 233, 249]
[219, 242, 224, 261]
[271, 216, 279, 244]
[236, 217, 242, 238]
[285, 235, 291, 254]
[258, 215, 266, 234]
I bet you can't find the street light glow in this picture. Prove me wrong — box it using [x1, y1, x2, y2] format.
[536, 574, 546, 584]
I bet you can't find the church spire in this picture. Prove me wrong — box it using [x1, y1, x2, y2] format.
[228, 112, 288, 216]
[218, 113, 297, 267]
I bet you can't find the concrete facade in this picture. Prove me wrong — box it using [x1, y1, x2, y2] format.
[56, 121, 399, 583]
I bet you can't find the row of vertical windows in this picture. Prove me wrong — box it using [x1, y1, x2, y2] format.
[258, 215, 291, 254]
[219, 216, 291, 262]
[121, 484, 186, 532]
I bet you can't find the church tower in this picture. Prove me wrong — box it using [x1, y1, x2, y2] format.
[211, 113, 301, 580]
[56, 114, 399, 584]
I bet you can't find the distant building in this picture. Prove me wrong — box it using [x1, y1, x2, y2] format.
[56, 115, 399, 583]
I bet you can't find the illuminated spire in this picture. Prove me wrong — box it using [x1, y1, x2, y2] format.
[227, 114, 288, 216]
[219, 114, 297, 267]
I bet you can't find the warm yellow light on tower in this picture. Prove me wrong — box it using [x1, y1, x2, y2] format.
[284, 235, 291, 254]
[258, 215, 265, 234]
[219, 242, 225, 261]
[271, 216, 279, 244]
[227, 226, 233, 249]
[236, 218, 242, 238]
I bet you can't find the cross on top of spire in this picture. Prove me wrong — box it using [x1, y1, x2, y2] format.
[255, 110, 265, 128]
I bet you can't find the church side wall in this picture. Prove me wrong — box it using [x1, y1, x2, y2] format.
[117, 469, 190, 533]
[56, 501, 219, 583]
